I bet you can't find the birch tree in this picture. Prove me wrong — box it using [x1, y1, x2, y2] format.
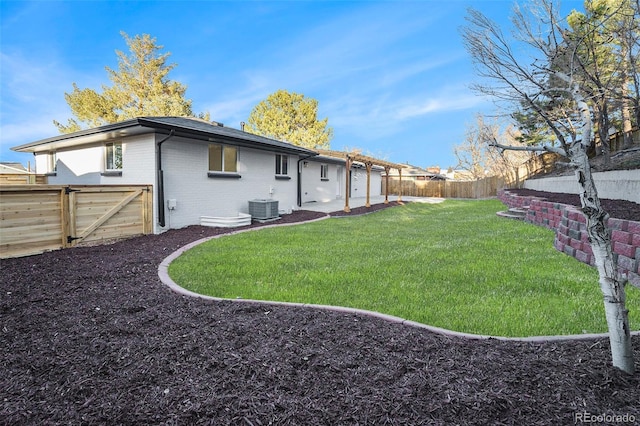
[462, 1, 635, 374]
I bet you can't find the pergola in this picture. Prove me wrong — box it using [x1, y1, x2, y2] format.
[315, 150, 407, 212]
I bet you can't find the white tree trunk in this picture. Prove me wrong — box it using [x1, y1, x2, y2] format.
[568, 79, 635, 374]
[572, 146, 635, 374]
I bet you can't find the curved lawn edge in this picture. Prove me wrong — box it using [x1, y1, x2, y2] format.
[158, 215, 640, 343]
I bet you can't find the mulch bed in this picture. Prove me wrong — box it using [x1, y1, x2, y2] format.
[1, 200, 639, 425]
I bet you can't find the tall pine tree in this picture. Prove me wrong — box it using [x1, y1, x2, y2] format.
[54, 32, 208, 133]
[245, 89, 333, 149]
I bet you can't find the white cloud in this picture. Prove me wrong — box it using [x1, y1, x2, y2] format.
[0, 51, 100, 150]
[393, 93, 486, 121]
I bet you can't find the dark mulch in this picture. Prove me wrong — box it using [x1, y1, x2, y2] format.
[507, 188, 640, 222]
[330, 200, 403, 217]
[2, 202, 639, 425]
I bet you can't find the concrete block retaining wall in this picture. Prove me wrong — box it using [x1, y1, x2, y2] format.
[498, 190, 640, 288]
[523, 169, 640, 203]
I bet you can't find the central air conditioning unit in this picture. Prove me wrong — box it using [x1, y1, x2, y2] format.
[248, 199, 279, 220]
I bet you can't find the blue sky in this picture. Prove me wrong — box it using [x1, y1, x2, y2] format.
[1, 0, 583, 170]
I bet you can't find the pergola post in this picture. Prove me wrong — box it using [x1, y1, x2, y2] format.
[398, 168, 403, 203]
[313, 149, 405, 211]
[383, 166, 391, 204]
[365, 162, 372, 207]
[343, 156, 352, 213]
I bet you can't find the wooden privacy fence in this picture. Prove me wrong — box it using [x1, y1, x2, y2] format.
[0, 174, 47, 185]
[383, 176, 507, 199]
[0, 185, 153, 258]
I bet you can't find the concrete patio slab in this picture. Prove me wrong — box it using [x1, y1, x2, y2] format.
[300, 195, 445, 212]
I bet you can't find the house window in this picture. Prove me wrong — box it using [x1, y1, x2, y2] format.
[275, 154, 288, 175]
[105, 142, 122, 171]
[208, 143, 237, 173]
[320, 164, 329, 181]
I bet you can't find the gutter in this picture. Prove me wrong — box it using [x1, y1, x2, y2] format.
[156, 130, 175, 228]
[297, 153, 319, 207]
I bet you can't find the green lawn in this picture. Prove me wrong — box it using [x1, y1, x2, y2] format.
[168, 199, 640, 337]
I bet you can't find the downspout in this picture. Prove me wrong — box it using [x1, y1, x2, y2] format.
[156, 130, 175, 228]
[297, 154, 317, 207]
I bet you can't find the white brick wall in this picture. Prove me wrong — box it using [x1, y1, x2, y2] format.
[34, 132, 393, 233]
[301, 161, 337, 202]
[302, 160, 383, 202]
[42, 146, 103, 184]
[161, 138, 300, 230]
[38, 135, 156, 186]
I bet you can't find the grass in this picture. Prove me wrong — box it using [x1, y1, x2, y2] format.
[168, 199, 640, 337]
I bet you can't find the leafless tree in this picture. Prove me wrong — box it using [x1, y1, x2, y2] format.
[462, 0, 635, 374]
[454, 114, 532, 181]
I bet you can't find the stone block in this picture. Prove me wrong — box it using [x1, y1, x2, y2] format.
[558, 233, 569, 245]
[628, 272, 640, 289]
[614, 242, 635, 259]
[554, 239, 564, 252]
[570, 239, 583, 251]
[627, 221, 640, 234]
[617, 255, 637, 274]
[612, 230, 632, 245]
[575, 250, 590, 264]
[563, 245, 576, 257]
[568, 229, 582, 241]
[608, 218, 627, 231]
[569, 220, 582, 231]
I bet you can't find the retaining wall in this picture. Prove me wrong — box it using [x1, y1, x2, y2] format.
[498, 190, 640, 288]
[523, 170, 640, 203]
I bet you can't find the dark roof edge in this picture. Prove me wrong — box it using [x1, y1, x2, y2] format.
[12, 117, 319, 157]
[136, 117, 318, 156]
[11, 119, 143, 152]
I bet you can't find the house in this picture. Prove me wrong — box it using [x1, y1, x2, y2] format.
[12, 117, 318, 233]
[11, 117, 404, 232]
[384, 164, 447, 181]
[300, 152, 385, 203]
[0, 162, 42, 184]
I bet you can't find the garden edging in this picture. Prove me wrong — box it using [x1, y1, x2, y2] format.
[499, 190, 640, 289]
[158, 212, 639, 342]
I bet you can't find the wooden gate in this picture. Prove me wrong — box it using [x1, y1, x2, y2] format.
[0, 185, 152, 258]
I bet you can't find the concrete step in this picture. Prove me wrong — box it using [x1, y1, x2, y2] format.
[497, 207, 528, 220]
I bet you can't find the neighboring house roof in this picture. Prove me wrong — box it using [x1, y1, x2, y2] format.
[385, 163, 447, 180]
[0, 163, 29, 174]
[11, 116, 319, 157]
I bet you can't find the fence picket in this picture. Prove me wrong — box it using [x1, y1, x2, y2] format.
[0, 185, 152, 258]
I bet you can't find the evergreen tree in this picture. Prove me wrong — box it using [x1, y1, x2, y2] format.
[245, 89, 333, 149]
[54, 32, 208, 133]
